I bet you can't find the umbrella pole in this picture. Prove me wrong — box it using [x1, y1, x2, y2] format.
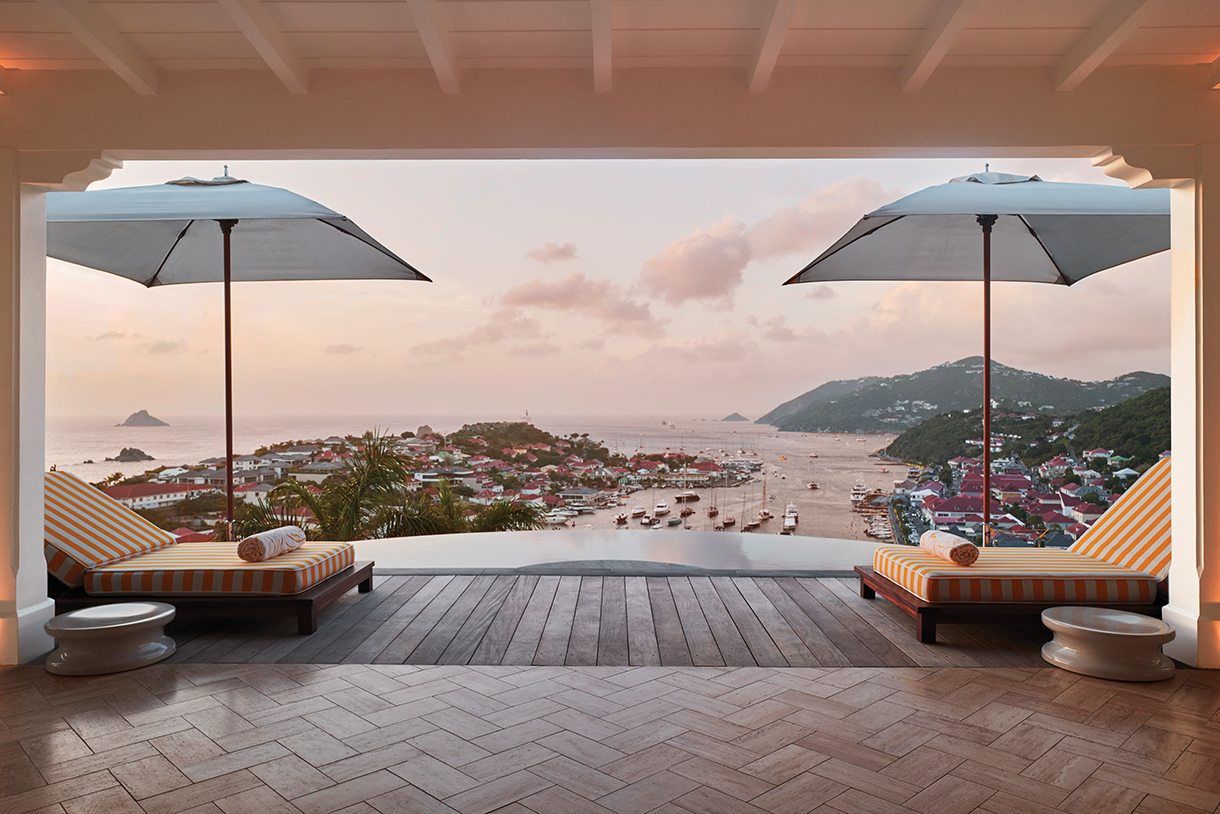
[220, 219, 238, 540]
[978, 214, 997, 546]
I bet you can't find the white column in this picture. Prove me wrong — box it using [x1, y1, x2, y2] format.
[0, 150, 120, 665]
[0, 151, 53, 664]
[1162, 144, 1220, 668]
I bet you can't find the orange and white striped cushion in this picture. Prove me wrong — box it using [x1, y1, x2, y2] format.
[1070, 456, 1171, 578]
[44, 470, 177, 587]
[874, 547, 1159, 603]
[82, 540, 354, 596]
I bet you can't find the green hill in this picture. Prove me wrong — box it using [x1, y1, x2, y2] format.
[885, 386, 1170, 469]
[755, 376, 881, 426]
[1072, 387, 1170, 470]
[761, 357, 1168, 433]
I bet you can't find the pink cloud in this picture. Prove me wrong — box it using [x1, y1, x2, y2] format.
[513, 342, 561, 357]
[502, 273, 666, 339]
[638, 177, 899, 307]
[410, 307, 546, 361]
[527, 242, 578, 263]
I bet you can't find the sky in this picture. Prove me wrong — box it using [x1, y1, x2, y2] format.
[45, 157, 1171, 421]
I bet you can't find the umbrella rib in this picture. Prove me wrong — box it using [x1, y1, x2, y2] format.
[317, 217, 432, 282]
[1015, 214, 1071, 285]
[146, 220, 197, 287]
[782, 215, 903, 285]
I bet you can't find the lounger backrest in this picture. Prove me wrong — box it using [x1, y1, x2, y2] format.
[44, 470, 177, 587]
[1069, 456, 1171, 578]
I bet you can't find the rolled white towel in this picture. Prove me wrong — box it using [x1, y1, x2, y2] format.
[237, 525, 306, 562]
[920, 530, 979, 566]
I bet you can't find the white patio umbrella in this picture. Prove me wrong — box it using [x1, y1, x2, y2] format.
[46, 174, 431, 533]
[784, 171, 1169, 543]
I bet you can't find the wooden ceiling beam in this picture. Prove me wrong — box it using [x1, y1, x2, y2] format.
[406, 0, 460, 94]
[216, 0, 308, 95]
[749, 0, 799, 94]
[1052, 0, 1156, 92]
[899, 0, 984, 92]
[591, 0, 612, 93]
[1209, 55, 1220, 90]
[35, 0, 157, 95]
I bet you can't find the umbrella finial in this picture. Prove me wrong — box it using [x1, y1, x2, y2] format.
[223, 165, 229, 177]
[985, 163, 989, 172]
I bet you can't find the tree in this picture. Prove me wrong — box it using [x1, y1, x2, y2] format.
[378, 478, 544, 537]
[1062, 471, 1082, 486]
[234, 430, 410, 541]
[91, 472, 124, 489]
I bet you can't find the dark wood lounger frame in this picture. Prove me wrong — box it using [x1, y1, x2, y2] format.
[855, 565, 1163, 644]
[51, 561, 374, 635]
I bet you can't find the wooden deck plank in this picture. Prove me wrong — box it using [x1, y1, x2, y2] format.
[273, 575, 412, 664]
[314, 575, 433, 663]
[820, 574, 990, 667]
[813, 577, 966, 668]
[688, 576, 755, 666]
[162, 573, 1048, 670]
[566, 576, 603, 666]
[470, 575, 540, 665]
[799, 578, 925, 668]
[752, 577, 852, 667]
[533, 575, 581, 665]
[666, 577, 723, 666]
[645, 577, 694, 667]
[771, 577, 889, 667]
[731, 577, 820, 667]
[624, 577, 661, 666]
[598, 576, 628, 666]
[710, 577, 788, 667]
[503, 575, 560, 665]
[438, 574, 520, 665]
[373, 574, 475, 664]
[814, 576, 956, 663]
[343, 575, 454, 664]
[408, 575, 498, 664]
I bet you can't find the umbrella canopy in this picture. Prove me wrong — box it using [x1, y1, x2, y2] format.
[46, 175, 430, 533]
[785, 171, 1170, 543]
[786, 172, 1168, 286]
[46, 176, 430, 286]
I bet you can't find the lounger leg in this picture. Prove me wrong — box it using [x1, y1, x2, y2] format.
[860, 579, 875, 599]
[298, 604, 318, 635]
[916, 609, 937, 644]
[359, 574, 373, 593]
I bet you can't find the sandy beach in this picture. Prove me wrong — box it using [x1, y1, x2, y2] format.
[535, 420, 902, 542]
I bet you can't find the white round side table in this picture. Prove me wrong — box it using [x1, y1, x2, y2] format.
[1041, 606, 1175, 682]
[45, 602, 177, 676]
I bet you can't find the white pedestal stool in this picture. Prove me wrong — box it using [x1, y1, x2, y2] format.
[1041, 606, 1175, 682]
[45, 602, 176, 676]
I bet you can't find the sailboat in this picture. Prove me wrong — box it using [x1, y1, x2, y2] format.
[807, 456, 820, 490]
[758, 471, 773, 522]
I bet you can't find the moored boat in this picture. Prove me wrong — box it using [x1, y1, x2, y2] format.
[654, 501, 671, 516]
[631, 505, 646, 517]
[722, 516, 736, 527]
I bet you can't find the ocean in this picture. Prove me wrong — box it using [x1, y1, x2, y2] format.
[45, 413, 900, 541]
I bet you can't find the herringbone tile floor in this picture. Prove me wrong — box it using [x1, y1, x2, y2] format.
[2, 662, 1218, 814]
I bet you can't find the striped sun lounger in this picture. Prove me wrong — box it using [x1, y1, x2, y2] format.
[44, 470, 374, 633]
[857, 457, 1171, 643]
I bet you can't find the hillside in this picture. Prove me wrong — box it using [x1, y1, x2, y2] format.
[885, 386, 1170, 469]
[1071, 387, 1170, 469]
[761, 357, 1169, 433]
[755, 376, 881, 426]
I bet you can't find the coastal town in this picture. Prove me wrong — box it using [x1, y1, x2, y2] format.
[92, 421, 773, 538]
[89, 403, 1168, 551]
